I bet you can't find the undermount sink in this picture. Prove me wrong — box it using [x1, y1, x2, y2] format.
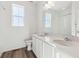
[37, 33, 49, 37]
[37, 34, 46, 37]
[53, 40, 73, 46]
[39, 34, 45, 37]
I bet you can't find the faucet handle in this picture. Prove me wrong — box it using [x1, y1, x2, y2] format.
[44, 33, 48, 35]
[65, 37, 72, 41]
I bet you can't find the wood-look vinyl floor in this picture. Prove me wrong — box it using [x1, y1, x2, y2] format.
[1, 47, 36, 58]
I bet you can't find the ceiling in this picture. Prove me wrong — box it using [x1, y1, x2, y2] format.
[53, 1, 71, 10]
[32, 1, 72, 10]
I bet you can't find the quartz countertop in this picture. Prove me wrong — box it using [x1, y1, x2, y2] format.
[33, 34, 79, 58]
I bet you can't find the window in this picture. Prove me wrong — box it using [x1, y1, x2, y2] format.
[12, 4, 24, 26]
[44, 13, 51, 28]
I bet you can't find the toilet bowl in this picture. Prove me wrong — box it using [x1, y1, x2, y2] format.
[24, 39, 32, 51]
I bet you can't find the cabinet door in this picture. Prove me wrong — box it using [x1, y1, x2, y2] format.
[43, 42, 54, 58]
[32, 37, 43, 58]
[32, 37, 36, 55]
[38, 39, 43, 58]
[55, 49, 72, 58]
[35, 38, 43, 58]
[35, 38, 39, 57]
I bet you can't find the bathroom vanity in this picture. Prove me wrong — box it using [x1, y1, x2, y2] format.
[32, 34, 55, 58]
[32, 34, 79, 58]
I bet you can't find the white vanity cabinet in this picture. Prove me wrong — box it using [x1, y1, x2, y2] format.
[32, 35, 72, 58]
[43, 42, 55, 58]
[32, 35, 55, 58]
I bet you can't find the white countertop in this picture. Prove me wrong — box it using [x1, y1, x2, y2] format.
[33, 34, 79, 58]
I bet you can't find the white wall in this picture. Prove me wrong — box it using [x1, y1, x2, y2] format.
[71, 2, 79, 37]
[51, 10, 62, 35]
[0, 1, 37, 54]
[36, 2, 44, 34]
[59, 4, 72, 36]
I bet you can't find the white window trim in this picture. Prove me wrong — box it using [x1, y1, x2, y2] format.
[12, 4, 24, 27]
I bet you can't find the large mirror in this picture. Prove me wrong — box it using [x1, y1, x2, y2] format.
[43, 1, 72, 37]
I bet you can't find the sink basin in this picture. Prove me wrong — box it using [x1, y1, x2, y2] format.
[37, 34, 46, 37]
[37, 33, 49, 37]
[39, 35, 45, 37]
[53, 40, 73, 46]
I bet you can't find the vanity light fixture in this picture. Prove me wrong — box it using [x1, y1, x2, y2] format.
[44, 1, 55, 9]
[48, 1, 55, 7]
[45, 3, 51, 9]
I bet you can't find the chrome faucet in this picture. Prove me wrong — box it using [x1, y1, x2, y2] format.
[64, 37, 72, 41]
[44, 33, 48, 36]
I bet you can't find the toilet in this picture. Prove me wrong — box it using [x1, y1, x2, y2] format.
[24, 39, 32, 51]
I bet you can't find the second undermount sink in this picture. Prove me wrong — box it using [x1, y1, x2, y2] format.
[53, 40, 73, 46]
[38, 33, 49, 37]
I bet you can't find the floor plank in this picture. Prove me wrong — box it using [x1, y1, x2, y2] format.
[1, 47, 36, 58]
